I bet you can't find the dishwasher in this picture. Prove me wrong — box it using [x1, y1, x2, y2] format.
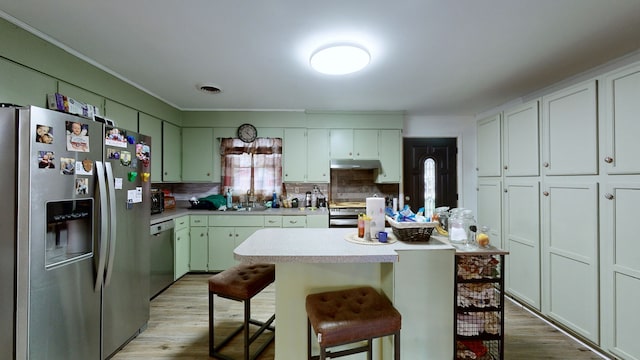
[149, 219, 175, 299]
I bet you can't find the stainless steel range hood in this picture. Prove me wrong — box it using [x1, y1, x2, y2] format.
[330, 159, 382, 170]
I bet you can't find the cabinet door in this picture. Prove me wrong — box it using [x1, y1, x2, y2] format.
[182, 127, 214, 181]
[600, 182, 640, 359]
[542, 80, 598, 176]
[477, 114, 502, 177]
[0, 58, 57, 108]
[330, 129, 353, 158]
[504, 179, 541, 310]
[306, 214, 329, 228]
[306, 129, 330, 183]
[541, 181, 599, 342]
[376, 129, 401, 183]
[162, 121, 181, 182]
[602, 63, 640, 175]
[189, 227, 208, 271]
[139, 113, 163, 182]
[504, 101, 539, 177]
[104, 99, 138, 132]
[476, 179, 502, 249]
[208, 227, 236, 271]
[233, 227, 261, 265]
[283, 128, 307, 182]
[353, 129, 378, 159]
[174, 227, 190, 280]
[213, 127, 236, 182]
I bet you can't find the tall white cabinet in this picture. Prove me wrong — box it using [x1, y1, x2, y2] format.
[599, 62, 640, 360]
[478, 60, 640, 359]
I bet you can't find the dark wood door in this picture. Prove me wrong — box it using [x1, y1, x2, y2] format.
[403, 138, 457, 212]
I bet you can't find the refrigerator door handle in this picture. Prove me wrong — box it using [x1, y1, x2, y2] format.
[104, 162, 118, 287]
[94, 161, 109, 292]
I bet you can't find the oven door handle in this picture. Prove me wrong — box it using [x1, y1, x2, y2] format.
[329, 219, 359, 226]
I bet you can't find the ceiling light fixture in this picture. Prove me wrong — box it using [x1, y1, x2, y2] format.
[310, 44, 370, 75]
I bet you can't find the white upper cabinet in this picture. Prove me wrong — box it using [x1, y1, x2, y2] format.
[503, 101, 539, 177]
[602, 62, 640, 175]
[306, 128, 330, 183]
[542, 80, 598, 176]
[283, 128, 307, 182]
[330, 129, 378, 159]
[477, 113, 502, 177]
[182, 127, 214, 182]
[375, 129, 401, 183]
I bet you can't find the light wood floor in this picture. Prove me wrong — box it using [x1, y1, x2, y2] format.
[111, 274, 609, 359]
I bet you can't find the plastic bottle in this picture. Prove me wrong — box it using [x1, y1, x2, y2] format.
[226, 188, 233, 208]
[272, 191, 277, 208]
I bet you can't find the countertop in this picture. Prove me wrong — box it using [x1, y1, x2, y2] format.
[234, 227, 454, 263]
[150, 201, 328, 225]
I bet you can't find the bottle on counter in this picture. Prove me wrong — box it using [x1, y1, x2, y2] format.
[226, 187, 233, 208]
[272, 191, 278, 208]
[358, 213, 365, 238]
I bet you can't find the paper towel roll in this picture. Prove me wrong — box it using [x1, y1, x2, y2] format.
[366, 197, 385, 239]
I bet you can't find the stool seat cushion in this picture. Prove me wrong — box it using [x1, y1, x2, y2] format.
[208, 263, 275, 300]
[306, 286, 401, 347]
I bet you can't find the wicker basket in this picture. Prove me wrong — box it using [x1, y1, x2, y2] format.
[386, 216, 438, 242]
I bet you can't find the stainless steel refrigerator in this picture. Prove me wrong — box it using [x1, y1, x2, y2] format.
[0, 105, 151, 359]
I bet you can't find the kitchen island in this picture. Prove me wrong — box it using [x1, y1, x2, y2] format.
[234, 227, 456, 359]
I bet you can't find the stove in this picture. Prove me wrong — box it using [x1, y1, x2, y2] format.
[329, 202, 366, 228]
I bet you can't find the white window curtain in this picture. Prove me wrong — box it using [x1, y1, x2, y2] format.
[220, 138, 282, 200]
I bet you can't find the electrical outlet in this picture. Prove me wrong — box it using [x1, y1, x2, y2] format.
[294, 187, 299, 193]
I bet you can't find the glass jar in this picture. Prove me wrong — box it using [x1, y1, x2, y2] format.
[476, 226, 491, 248]
[448, 208, 467, 245]
[462, 209, 477, 248]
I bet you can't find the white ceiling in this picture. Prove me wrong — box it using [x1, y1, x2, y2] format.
[1, 0, 639, 116]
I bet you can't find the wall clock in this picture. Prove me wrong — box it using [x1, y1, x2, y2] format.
[237, 123, 257, 143]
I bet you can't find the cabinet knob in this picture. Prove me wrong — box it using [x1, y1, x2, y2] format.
[604, 156, 614, 164]
[228, 233, 233, 237]
[504, 189, 508, 193]
[235, 234, 239, 237]
[476, 167, 479, 171]
[164, 171, 168, 175]
[543, 191, 549, 196]
[604, 193, 614, 200]
[504, 165, 508, 170]
[543, 162, 549, 168]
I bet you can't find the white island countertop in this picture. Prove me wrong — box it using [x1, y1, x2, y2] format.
[234, 227, 454, 263]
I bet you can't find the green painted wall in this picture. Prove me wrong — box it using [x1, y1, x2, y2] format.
[0, 18, 181, 125]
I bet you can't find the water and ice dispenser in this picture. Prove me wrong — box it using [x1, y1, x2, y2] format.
[45, 199, 93, 268]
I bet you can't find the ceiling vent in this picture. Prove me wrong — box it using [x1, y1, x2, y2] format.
[197, 84, 222, 94]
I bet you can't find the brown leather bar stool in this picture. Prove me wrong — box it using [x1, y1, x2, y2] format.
[208, 263, 275, 360]
[306, 286, 402, 360]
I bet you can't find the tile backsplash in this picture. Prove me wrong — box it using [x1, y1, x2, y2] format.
[154, 169, 398, 204]
[329, 169, 398, 203]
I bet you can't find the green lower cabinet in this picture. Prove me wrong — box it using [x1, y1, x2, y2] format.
[306, 214, 329, 228]
[174, 227, 190, 280]
[208, 226, 236, 271]
[189, 226, 208, 271]
[233, 227, 262, 264]
[208, 225, 261, 271]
